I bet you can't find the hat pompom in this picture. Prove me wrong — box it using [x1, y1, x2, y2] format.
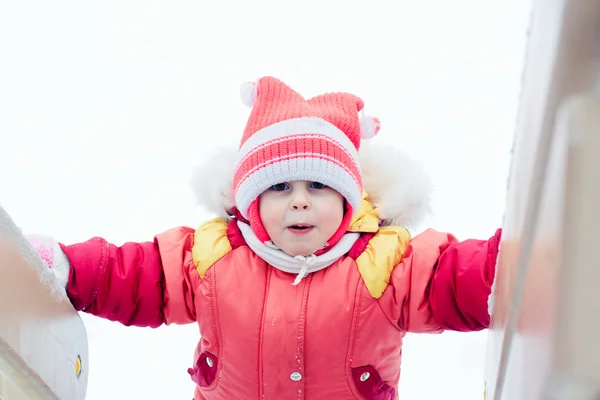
[240, 81, 258, 108]
[359, 116, 381, 139]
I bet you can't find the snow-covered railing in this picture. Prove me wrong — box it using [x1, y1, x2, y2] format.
[485, 0, 600, 399]
[0, 205, 88, 400]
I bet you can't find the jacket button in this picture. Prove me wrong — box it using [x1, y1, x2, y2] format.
[290, 372, 302, 382]
[206, 357, 214, 368]
[360, 372, 370, 382]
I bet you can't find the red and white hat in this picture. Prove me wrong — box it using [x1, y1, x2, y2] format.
[233, 76, 380, 238]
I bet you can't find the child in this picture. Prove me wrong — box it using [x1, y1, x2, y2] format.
[29, 76, 502, 400]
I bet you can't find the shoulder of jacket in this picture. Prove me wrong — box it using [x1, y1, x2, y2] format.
[356, 226, 412, 299]
[192, 218, 233, 279]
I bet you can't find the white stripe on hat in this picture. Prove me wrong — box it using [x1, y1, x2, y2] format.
[235, 156, 363, 219]
[236, 117, 360, 171]
[235, 151, 361, 193]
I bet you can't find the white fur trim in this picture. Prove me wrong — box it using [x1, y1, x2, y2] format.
[190, 146, 237, 219]
[191, 140, 433, 231]
[240, 81, 258, 108]
[359, 140, 433, 230]
[236, 117, 359, 171]
[235, 156, 362, 219]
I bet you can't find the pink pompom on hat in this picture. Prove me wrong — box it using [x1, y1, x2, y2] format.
[233, 76, 381, 245]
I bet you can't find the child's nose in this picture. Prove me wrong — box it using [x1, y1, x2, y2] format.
[290, 192, 311, 211]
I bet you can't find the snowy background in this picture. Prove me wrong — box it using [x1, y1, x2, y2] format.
[0, 1, 531, 398]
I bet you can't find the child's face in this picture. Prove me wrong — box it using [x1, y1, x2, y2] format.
[258, 180, 345, 257]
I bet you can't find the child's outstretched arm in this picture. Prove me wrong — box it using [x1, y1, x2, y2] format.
[383, 228, 502, 333]
[29, 226, 200, 328]
[427, 228, 501, 331]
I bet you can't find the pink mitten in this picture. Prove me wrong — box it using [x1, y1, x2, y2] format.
[25, 234, 70, 289]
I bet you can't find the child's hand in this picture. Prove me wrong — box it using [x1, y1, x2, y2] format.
[25, 234, 70, 289]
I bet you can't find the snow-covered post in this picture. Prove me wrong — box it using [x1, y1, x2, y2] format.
[485, 1, 600, 399]
[0, 205, 88, 400]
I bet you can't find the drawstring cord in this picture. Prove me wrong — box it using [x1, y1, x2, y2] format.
[291, 254, 316, 286]
[267, 241, 317, 286]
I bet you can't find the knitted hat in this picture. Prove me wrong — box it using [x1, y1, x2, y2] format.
[233, 76, 380, 243]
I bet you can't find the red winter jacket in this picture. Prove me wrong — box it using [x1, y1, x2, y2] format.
[58, 205, 500, 400]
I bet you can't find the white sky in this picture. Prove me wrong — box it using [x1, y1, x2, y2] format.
[0, 1, 531, 398]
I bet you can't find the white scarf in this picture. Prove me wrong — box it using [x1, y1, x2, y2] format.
[237, 220, 360, 285]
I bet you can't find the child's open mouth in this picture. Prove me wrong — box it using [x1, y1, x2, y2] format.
[288, 224, 314, 234]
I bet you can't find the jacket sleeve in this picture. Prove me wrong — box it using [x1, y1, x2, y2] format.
[383, 228, 502, 333]
[59, 226, 200, 328]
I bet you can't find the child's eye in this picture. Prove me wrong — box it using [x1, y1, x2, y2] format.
[310, 182, 327, 189]
[271, 183, 289, 191]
